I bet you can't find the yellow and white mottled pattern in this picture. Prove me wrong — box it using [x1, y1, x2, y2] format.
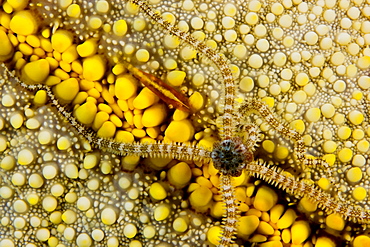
[0, 0, 370, 246]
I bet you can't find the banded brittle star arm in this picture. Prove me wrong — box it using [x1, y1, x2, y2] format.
[3, 65, 212, 163]
[245, 161, 370, 224]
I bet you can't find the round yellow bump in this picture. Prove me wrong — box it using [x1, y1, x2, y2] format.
[166, 70, 186, 86]
[29, 174, 44, 188]
[77, 39, 98, 57]
[22, 59, 50, 84]
[222, 16, 235, 29]
[320, 37, 333, 50]
[115, 74, 138, 100]
[101, 207, 118, 225]
[298, 197, 317, 213]
[262, 140, 275, 153]
[13, 199, 28, 213]
[323, 141, 337, 153]
[271, 3, 283, 15]
[149, 182, 167, 200]
[62, 209, 77, 224]
[353, 235, 370, 247]
[76, 233, 92, 247]
[336, 32, 351, 45]
[291, 220, 310, 244]
[83, 55, 106, 81]
[253, 186, 278, 211]
[165, 119, 194, 142]
[352, 154, 366, 167]
[189, 185, 212, 208]
[135, 49, 150, 62]
[173, 216, 188, 232]
[304, 31, 318, 45]
[167, 162, 191, 188]
[11, 172, 26, 186]
[277, 208, 296, 229]
[337, 126, 351, 140]
[293, 90, 307, 104]
[75, 101, 97, 125]
[9, 10, 38, 36]
[279, 15, 293, 28]
[245, 12, 258, 25]
[315, 236, 336, 247]
[311, 54, 325, 67]
[318, 177, 331, 190]
[320, 104, 335, 118]
[224, 29, 237, 42]
[188, 92, 204, 112]
[51, 30, 73, 53]
[330, 52, 345, 66]
[124, 223, 137, 238]
[64, 227, 76, 241]
[97, 121, 116, 138]
[36, 228, 50, 242]
[248, 54, 263, 69]
[357, 140, 369, 153]
[348, 110, 364, 125]
[17, 148, 35, 166]
[96, 0, 109, 13]
[113, 19, 128, 36]
[91, 229, 104, 242]
[237, 215, 259, 238]
[0, 186, 14, 199]
[347, 167, 363, 183]
[0, 155, 15, 170]
[273, 52, 287, 66]
[54, 78, 79, 103]
[305, 108, 321, 122]
[164, 34, 180, 49]
[143, 225, 156, 239]
[338, 148, 353, 163]
[207, 226, 221, 245]
[154, 203, 171, 221]
[133, 88, 159, 109]
[13, 217, 26, 229]
[0, 30, 14, 61]
[77, 196, 92, 211]
[352, 186, 367, 201]
[333, 80, 346, 93]
[358, 76, 370, 89]
[190, 17, 204, 29]
[295, 72, 309, 86]
[274, 146, 289, 160]
[239, 76, 254, 92]
[66, 4, 81, 18]
[64, 163, 78, 179]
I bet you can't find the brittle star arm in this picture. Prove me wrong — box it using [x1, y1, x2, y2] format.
[238, 99, 330, 171]
[129, 0, 236, 139]
[14, 78, 212, 162]
[245, 161, 370, 224]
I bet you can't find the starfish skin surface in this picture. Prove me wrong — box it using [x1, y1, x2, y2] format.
[0, 0, 370, 246]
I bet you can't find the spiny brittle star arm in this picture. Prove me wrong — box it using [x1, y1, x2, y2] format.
[246, 161, 370, 224]
[4, 66, 212, 162]
[129, 0, 236, 139]
[238, 99, 330, 171]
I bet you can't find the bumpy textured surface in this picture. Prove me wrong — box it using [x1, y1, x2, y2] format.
[0, 0, 370, 246]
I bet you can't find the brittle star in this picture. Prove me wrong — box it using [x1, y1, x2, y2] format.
[7, 0, 370, 246]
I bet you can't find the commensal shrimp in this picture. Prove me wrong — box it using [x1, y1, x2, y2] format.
[122, 61, 192, 112]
